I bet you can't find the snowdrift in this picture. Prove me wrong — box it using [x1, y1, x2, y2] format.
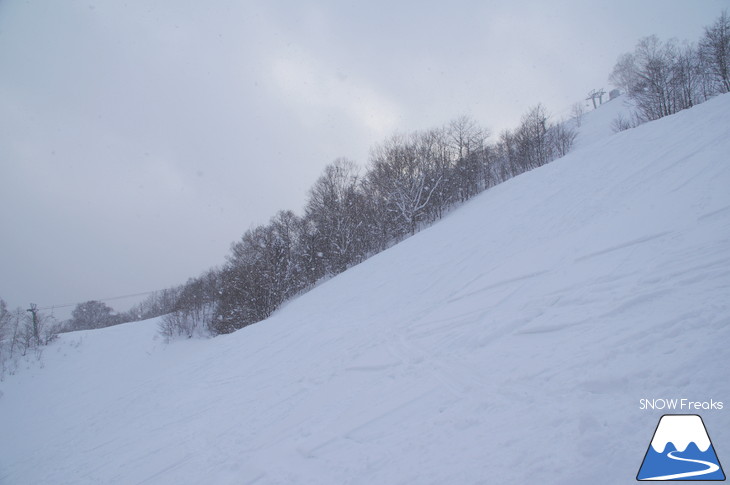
[1, 94, 729, 484]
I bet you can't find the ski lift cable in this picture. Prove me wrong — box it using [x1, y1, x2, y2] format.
[36, 290, 162, 312]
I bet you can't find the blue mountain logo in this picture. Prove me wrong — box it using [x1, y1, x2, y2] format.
[637, 414, 725, 481]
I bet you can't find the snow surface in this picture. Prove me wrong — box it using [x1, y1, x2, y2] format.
[1, 95, 730, 484]
[570, 94, 635, 149]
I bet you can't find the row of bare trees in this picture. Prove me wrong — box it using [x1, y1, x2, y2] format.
[61, 287, 183, 333]
[211, 107, 575, 335]
[611, 11, 730, 123]
[158, 271, 219, 339]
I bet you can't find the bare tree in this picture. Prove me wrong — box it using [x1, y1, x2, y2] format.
[160, 270, 221, 339]
[124, 288, 181, 322]
[515, 104, 552, 170]
[672, 41, 702, 109]
[69, 300, 116, 331]
[0, 298, 10, 371]
[447, 116, 490, 202]
[0, 299, 9, 342]
[548, 122, 577, 158]
[571, 102, 586, 127]
[360, 174, 401, 253]
[609, 52, 638, 94]
[368, 133, 443, 235]
[214, 212, 304, 334]
[447, 116, 487, 161]
[7, 306, 59, 356]
[611, 36, 695, 122]
[700, 10, 730, 93]
[305, 159, 368, 275]
[611, 111, 642, 133]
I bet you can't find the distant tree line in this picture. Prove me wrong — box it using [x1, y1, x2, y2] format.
[611, 10, 729, 128]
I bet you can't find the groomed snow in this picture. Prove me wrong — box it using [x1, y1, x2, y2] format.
[1, 94, 729, 484]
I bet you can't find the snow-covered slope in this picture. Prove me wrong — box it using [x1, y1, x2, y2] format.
[1, 95, 729, 485]
[571, 93, 634, 149]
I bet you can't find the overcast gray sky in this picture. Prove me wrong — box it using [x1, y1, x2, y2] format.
[0, 0, 725, 317]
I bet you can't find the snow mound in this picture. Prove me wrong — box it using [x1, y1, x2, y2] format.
[1, 94, 729, 484]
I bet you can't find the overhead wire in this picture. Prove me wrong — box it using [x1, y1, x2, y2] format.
[36, 289, 162, 312]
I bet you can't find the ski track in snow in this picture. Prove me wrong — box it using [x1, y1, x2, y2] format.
[0, 94, 729, 484]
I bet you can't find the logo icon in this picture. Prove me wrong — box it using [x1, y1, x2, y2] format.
[637, 414, 725, 481]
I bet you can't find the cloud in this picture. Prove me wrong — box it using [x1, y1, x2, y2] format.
[270, 50, 401, 139]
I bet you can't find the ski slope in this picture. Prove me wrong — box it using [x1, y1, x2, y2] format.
[1, 95, 729, 484]
[571, 93, 635, 149]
